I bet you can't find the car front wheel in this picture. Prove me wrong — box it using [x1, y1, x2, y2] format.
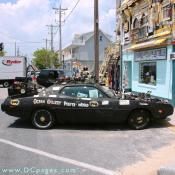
[128, 109, 150, 130]
[32, 109, 55, 129]
[3, 81, 10, 88]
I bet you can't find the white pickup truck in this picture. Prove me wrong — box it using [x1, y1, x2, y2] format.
[0, 56, 27, 87]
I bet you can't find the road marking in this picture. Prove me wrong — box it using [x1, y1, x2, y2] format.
[0, 138, 118, 175]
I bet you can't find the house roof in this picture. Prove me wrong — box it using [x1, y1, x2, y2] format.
[76, 29, 111, 42]
[63, 30, 112, 51]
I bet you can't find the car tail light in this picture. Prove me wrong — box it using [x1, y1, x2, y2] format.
[158, 109, 163, 114]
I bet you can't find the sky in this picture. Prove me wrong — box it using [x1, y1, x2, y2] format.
[0, 0, 116, 60]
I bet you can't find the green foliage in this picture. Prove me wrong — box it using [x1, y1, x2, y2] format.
[0, 51, 6, 57]
[33, 48, 60, 69]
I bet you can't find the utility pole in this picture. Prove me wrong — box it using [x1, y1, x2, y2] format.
[44, 38, 49, 67]
[15, 41, 17, 56]
[119, 0, 123, 91]
[46, 25, 57, 68]
[17, 47, 20, 56]
[45, 38, 48, 50]
[47, 25, 57, 52]
[53, 5, 67, 69]
[94, 0, 99, 82]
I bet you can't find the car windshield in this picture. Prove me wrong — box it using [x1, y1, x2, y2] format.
[65, 71, 74, 77]
[100, 86, 117, 98]
[57, 70, 65, 76]
[38, 85, 63, 96]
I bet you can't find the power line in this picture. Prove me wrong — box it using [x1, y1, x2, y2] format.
[4, 41, 61, 45]
[3, 41, 45, 44]
[64, 0, 81, 22]
[53, 0, 81, 39]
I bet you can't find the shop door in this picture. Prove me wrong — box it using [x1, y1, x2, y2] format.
[123, 61, 132, 91]
[172, 60, 175, 106]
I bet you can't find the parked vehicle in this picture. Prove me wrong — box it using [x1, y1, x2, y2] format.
[0, 56, 27, 87]
[65, 70, 74, 78]
[37, 69, 65, 87]
[8, 65, 39, 97]
[1, 81, 173, 129]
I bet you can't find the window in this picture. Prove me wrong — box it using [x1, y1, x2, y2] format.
[152, 0, 161, 3]
[133, 18, 139, 29]
[139, 14, 148, 39]
[139, 26, 147, 39]
[140, 15, 148, 26]
[60, 86, 106, 98]
[163, 4, 171, 19]
[100, 36, 103, 41]
[49, 71, 58, 80]
[173, 45, 175, 52]
[139, 62, 156, 85]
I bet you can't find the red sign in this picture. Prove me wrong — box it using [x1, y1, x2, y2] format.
[2, 59, 22, 66]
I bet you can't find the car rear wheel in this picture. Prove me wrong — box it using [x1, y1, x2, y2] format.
[32, 109, 55, 129]
[128, 109, 150, 130]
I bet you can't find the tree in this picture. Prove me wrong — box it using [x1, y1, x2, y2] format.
[0, 51, 6, 57]
[33, 48, 60, 69]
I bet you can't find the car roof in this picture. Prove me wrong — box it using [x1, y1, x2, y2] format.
[42, 69, 64, 71]
[56, 83, 106, 93]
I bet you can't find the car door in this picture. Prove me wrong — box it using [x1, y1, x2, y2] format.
[62, 85, 115, 123]
[81, 86, 115, 123]
[58, 85, 96, 123]
[54, 86, 79, 123]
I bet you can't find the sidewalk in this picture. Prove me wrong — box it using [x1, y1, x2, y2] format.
[167, 111, 175, 126]
[0, 88, 8, 100]
[157, 110, 175, 175]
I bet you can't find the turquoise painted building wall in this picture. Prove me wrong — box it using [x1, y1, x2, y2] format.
[122, 45, 173, 101]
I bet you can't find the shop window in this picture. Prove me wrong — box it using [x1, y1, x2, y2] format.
[173, 45, 175, 52]
[163, 4, 171, 19]
[139, 62, 156, 85]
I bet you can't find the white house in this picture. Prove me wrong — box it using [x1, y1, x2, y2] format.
[62, 30, 112, 72]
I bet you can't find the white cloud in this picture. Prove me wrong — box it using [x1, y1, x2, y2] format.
[0, 0, 116, 58]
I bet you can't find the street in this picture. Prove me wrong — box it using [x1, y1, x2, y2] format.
[0, 89, 175, 175]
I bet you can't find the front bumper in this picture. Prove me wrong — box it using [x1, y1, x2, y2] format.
[153, 103, 174, 119]
[1, 99, 24, 118]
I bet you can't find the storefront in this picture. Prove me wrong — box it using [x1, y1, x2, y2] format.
[131, 46, 173, 101]
[122, 50, 133, 91]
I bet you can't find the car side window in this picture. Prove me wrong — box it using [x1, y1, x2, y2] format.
[60, 86, 106, 99]
[60, 87, 77, 97]
[87, 87, 105, 98]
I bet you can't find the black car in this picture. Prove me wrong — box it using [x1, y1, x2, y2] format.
[37, 69, 65, 87]
[1, 83, 174, 130]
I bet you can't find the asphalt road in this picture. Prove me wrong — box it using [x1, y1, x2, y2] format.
[0, 89, 175, 175]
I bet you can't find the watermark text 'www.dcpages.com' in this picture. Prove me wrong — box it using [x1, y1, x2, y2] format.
[0, 167, 79, 174]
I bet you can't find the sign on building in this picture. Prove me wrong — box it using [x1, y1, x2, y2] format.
[134, 48, 167, 61]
